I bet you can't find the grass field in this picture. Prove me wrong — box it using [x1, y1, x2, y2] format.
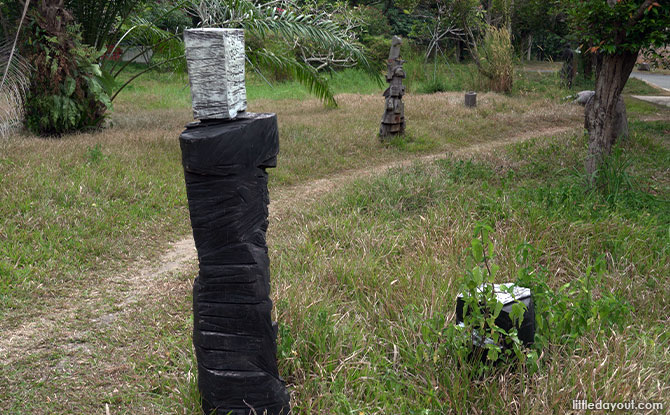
[1, 64, 669, 414]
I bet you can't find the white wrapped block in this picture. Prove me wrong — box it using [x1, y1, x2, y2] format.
[184, 28, 247, 120]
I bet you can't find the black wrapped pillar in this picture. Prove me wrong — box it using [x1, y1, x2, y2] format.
[179, 113, 290, 415]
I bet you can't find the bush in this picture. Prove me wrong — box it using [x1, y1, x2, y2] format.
[361, 35, 391, 67]
[23, 3, 111, 135]
[476, 25, 514, 93]
[357, 6, 392, 38]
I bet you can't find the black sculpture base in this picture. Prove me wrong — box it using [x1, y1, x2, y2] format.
[179, 113, 290, 415]
[455, 284, 535, 362]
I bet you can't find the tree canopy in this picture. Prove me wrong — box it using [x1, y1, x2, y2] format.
[568, 0, 669, 55]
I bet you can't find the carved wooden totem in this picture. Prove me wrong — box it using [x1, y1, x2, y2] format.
[379, 36, 406, 138]
[181, 28, 290, 415]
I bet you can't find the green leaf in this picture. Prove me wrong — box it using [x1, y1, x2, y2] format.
[492, 300, 504, 319]
[471, 238, 483, 262]
[510, 302, 527, 327]
[63, 77, 76, 97]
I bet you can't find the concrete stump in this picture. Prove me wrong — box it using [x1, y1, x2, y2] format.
[465, 92, 477, 108]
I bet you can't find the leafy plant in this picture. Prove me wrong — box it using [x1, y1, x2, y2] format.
[439, 225, 631, 375]
[567, 0, 670, 179]
[515, 243, 631, 366]
[454, 223, 529, 369]
[22, 1, 111, 135]
[64, 0, 146, 51]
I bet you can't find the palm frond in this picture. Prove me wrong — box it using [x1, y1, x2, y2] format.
[247, 8, 376, 75]
[0, 40, 30, 137]
[105, 12, 188, 102]
[0, 0, 31, 138]
[65, 0, 140, 50]
[248, 47, 336, 107]
[188, 0, 383, 104]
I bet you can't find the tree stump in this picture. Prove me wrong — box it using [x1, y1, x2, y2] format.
[379, 36, 406, 138]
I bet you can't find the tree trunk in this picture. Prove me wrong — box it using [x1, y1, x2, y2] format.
[582, 50, 593, 80]
[527, 34, 532, 61]
[486, 0, 493, 25]
[584, 50, 638, 181]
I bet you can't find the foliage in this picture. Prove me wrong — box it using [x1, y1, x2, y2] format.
[138, 1, 192, 33]
[0, 40, 30, 137]
[406, 0, 478, 60]
[105, 11, 187, 101]
[568, 0, 670, 55]
[453, 223, 530, 370]
[359, 35, 391, 67]
[385, 5, 418, 37]
[516, 246, 631, 358]
[443, 224, 631, 375]
[0, 0, 30, 138]
[23, 1, 111, 135]
[475, 25, 514, 93]
[569, 1, 670, 180]
[189, 0, 380, 107]
[64, 0, 146, 50]
[512, 0, 569, 59]
[356, 5, 392, 38]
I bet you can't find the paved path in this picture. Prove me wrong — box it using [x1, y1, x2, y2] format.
[523, 67, 670, 92]
[630, 71, 670, 91]
[631, 95, 670, 107]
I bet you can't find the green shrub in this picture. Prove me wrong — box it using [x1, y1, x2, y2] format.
[361, 35, 392, 67]
[23, 4, 111, 136]
[438, 224, 630, 374]
[357, 6, 392, 37]
[416, 75, 449, 93]
[245, 33, 296, 82]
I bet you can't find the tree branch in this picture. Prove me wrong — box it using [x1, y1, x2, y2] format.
[630, 0, 654, 25]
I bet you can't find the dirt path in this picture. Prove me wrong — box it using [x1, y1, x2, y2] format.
[0, 125, 576, 365]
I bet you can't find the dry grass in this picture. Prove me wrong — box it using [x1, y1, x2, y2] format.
[1, 69, 668, 414]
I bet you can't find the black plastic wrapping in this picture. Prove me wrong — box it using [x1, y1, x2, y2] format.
[179, 113, 290, 415]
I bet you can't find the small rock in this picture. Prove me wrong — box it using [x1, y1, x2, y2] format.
[575, 90, 595, 105]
